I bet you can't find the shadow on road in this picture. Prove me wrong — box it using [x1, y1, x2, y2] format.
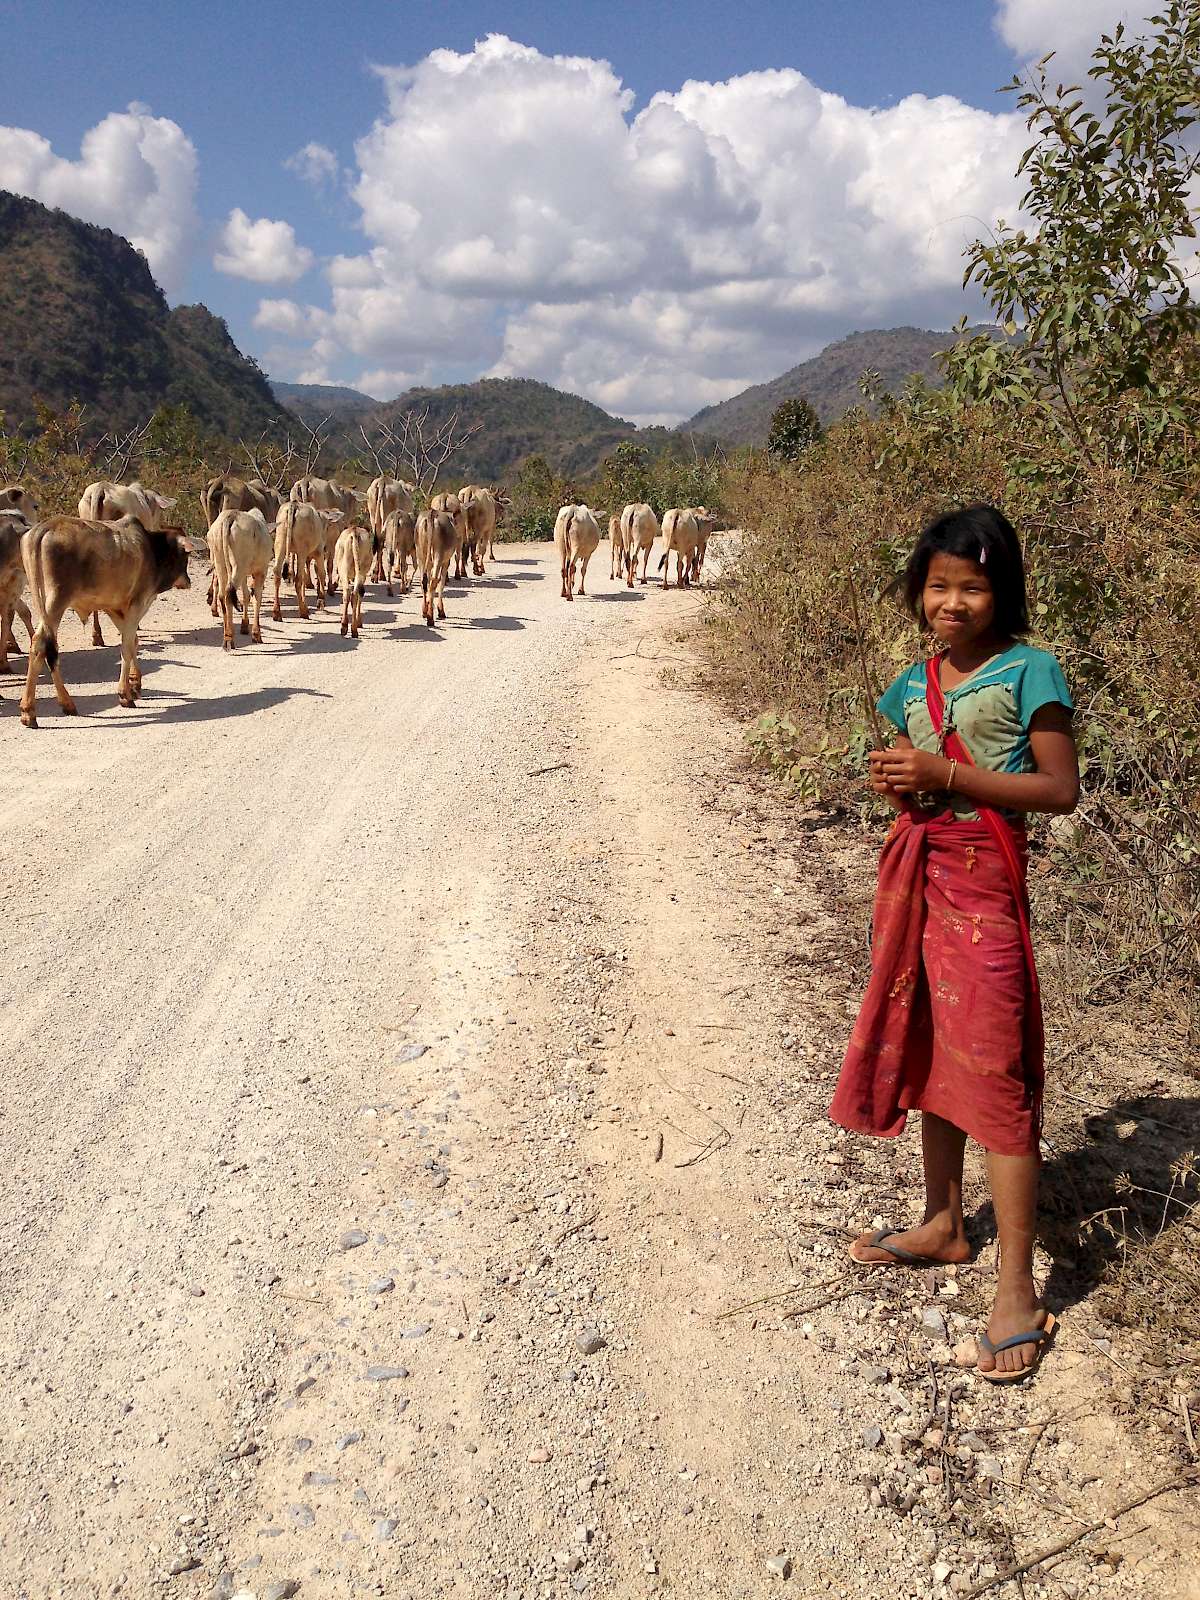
[17, 683, 333, 727]
[964, 1092, 1200, 1318]
[385, 623, 446, 642]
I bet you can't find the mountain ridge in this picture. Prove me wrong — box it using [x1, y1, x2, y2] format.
[0, 190, 290, 439]
[680, 324, 1000, 444]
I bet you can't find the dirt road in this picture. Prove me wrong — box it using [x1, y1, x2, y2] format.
[1, 546, 1193, 1599]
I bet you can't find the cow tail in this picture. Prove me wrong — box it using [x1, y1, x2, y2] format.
[24, 526, 55, 666]
[95, 487, 106, 522]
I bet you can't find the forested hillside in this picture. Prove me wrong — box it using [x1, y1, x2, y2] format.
[0, 190, 291, 438]
[360, 377, 640, 480]
[682, 324, 1001, 443]
[271, 380, 379, 428]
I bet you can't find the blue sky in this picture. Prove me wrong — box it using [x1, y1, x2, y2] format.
[0, 1, 1143, 419]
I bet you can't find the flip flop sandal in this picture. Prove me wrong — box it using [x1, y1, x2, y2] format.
[977, 1312, 1058, 1384]
[847, 1228, 949, 1268]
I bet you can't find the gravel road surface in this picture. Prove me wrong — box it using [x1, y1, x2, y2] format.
[1, 545, 1192, 1599]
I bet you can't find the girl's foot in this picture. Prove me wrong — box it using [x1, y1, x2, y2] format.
[849, 1218, 972, 1267]
[977, 1284, 1049, 1379]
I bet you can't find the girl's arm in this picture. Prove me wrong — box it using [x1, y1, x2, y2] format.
[875, 704, 1080, 815]
[867, 734, 914, 812]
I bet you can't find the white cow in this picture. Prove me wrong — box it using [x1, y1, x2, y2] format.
[272, 502, 340, 621]
[290, 478, 361, 593]
[208, 509, 273, 649]
[659, 508, 705, 590]
[620, 503, 658, 587]
[366, 477, 415, 581]
[335, 524, 375, 638]
[608, 514, 625, 581]
[554, 504, 601, 602]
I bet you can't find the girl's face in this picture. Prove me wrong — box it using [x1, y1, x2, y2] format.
[922, 552, 996, 648]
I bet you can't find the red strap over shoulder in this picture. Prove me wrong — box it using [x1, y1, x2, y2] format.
[926, 655, 1037, 982]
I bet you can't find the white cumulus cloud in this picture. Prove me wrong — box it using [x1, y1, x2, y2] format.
[285, 142, 340, 188]
[0, 104, 198, 295]
[263, 33, 1033, 422]
[995, 1, 1158, 66]
[214, 208, 314, 284]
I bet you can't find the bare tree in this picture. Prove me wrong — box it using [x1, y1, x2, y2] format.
[92, 415, 156, 481]
[358, 406, 482, 496]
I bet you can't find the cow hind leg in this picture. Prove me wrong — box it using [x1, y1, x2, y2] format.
[239, 579, 251, 634]
[250, 576, 264, 643]
[21, 623, 73, 727]
[272, 563, 283, 622]
[90, 611, 105, 647]
[222, 589, 236, 651]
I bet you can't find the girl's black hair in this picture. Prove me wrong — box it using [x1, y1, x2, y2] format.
[902, 504, 1029, 636]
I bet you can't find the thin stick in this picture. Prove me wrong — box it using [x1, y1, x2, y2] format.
[697, 1064, 753, 1087]
[962, 1470, 1200, 1597]
[846, 576, 884, 749]
[716, 1274, 845, 1321]
[527, 762, 570, 777]
[552, 1210, 600, 1249]
[780, 1287, 861, 1319]
[1181, 1393, 1196, 1459]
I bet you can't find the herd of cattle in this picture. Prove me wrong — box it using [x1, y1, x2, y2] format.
[0, 472, 717, 729]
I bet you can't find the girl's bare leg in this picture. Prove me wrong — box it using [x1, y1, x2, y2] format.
[979, 1151, 1043, 1375]
[852, 1112, 972, 1263]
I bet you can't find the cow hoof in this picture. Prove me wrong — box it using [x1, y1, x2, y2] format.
[271, 608, 282, 622]
[20, 712, 37, 728]
[118, 694, 135, 708]
[224, 639, 234, 652]
[252, 630, 263, 643]
[340, 622, 348, 636]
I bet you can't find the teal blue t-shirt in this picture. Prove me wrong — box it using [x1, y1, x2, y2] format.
[877, 643, 1073, 818]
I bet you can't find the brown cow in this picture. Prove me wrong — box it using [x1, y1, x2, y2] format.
[77, 480, 179, 645]
[1, 511, 34, 673]
[416, 509, 457, 627]
[458, 485, 496, 576]
[382, 509, 417, 596]
[200, 475, 282, 527]
[19, 515, 190, 728]
[431, 492, 468, 580]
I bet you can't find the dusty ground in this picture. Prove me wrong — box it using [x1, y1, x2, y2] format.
[0, 544, 1196, 1600]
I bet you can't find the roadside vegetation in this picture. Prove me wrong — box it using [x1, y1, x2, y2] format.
[706, 6, 1200, 1362]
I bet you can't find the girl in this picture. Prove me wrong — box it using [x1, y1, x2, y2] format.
[830, 505, 1079, 1383]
